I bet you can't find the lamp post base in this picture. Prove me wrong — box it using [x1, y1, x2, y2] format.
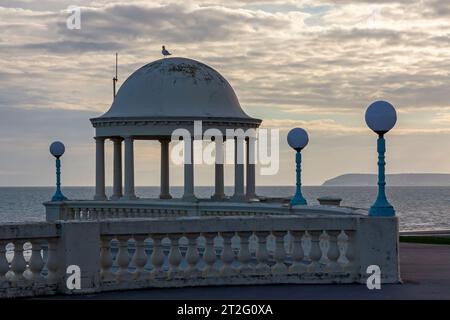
[369, 205, 395, 217]
[290, 196, 307, 206]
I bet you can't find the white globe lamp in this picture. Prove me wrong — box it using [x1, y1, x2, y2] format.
[287, 128, 309, 205]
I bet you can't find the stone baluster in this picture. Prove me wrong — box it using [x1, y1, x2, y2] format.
[326, 230, 341, 272]
[289, 231, 306, 274]
[116, 236, 131, 282]
[168, 234, 182, 278]
[74, 208, 80, 219]
[344, 230, 355, 272]
[184, 233, 200, 277]
[27, 240, 44, 281]
[272, 231, 288, 274]
[11, 240, 26, 282]
[131, 235, 148, 280]
[202, 233, 217, 277]
[46, 238, 59, 283]
[100, 236, 114, 282]
[0, 241, 9, 283]
[255, 231, 270, 274]
[150, 235, 165, 278]
[219, 232, 235, 276]
[237, 232, 252, 274]
[308, 231, 323, 272]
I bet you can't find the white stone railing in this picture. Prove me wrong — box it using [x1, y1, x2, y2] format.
[44, 200, 363, 221]
[97, 216, 359, 291]
[0, 215, 400, 298]
[0, 223, 60, 298]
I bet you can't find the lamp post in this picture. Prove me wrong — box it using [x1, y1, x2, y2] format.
[287, 128, 309, 206]
[365, 100, 397, 217]
[49, 141, 68, 202]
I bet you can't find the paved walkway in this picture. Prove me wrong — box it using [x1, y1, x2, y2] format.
[42, 243, 450, 300]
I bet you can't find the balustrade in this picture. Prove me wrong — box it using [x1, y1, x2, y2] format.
[0, 234, 59, 298]
[94, 225, 356, 290]
[1, 215, 400, 298]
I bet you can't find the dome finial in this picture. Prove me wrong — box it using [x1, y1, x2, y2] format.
[162, 45, 172, 57]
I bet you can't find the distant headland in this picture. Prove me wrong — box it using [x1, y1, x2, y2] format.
[322, 173, 450, 186]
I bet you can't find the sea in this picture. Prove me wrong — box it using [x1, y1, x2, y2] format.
[1, 186, 449, 232]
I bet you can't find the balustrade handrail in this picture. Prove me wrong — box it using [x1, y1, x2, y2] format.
[0, 222, 58, 240]
[99, 215, 358, 235]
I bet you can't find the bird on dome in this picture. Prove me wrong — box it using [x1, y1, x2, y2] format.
[162, 45, 171, 57]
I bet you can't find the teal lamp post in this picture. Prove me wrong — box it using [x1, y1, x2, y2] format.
[365, 101, 397, 217]
[287, 128, 309, 206]
[50, 141, 68, 202]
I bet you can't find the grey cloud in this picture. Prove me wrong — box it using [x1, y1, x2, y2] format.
[0, 105, 95, 141]
[53, 3, 289, 45]
[424, 0, 450, 17]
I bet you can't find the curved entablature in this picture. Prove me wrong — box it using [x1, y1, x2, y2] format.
[91, 116, 262, 138]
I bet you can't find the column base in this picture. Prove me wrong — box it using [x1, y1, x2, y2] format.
[211, 193, 226, 201]
[93, 194, 107, 201]
[246, 194, 259, 201]
[182, 194, 197, 202]
[159, 194, 173, 200]
[231, 194, 246, 202]
[110, 194, 123, 201]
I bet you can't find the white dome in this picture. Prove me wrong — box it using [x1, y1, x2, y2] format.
[101, 57, 252, 119]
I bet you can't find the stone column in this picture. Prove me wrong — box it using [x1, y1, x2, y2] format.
[232, 137, 245, 201]
[94, 137, 107, 200]
[110, 138, 123, 200]
[159, 138, 172, 199]
[182, 138, 196, 201]
[123, 136, 137, 200]
[211, 138, 225, 200]
[246, 137, 257, 200]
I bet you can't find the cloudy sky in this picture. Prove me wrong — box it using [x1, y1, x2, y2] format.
[1, 0, 450, 188]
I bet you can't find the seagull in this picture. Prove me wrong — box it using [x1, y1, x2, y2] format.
[162, 45, 171, 57]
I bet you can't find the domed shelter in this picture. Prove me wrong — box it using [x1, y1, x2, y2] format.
[91, 57, 261, 202]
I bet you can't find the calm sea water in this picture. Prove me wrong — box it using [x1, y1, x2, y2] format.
[0, 186, 449, 231]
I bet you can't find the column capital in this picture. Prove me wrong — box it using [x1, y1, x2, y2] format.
[158, 137, 171, 144]
[122, 135, 134, 141]
[110, 137, 124, 143]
